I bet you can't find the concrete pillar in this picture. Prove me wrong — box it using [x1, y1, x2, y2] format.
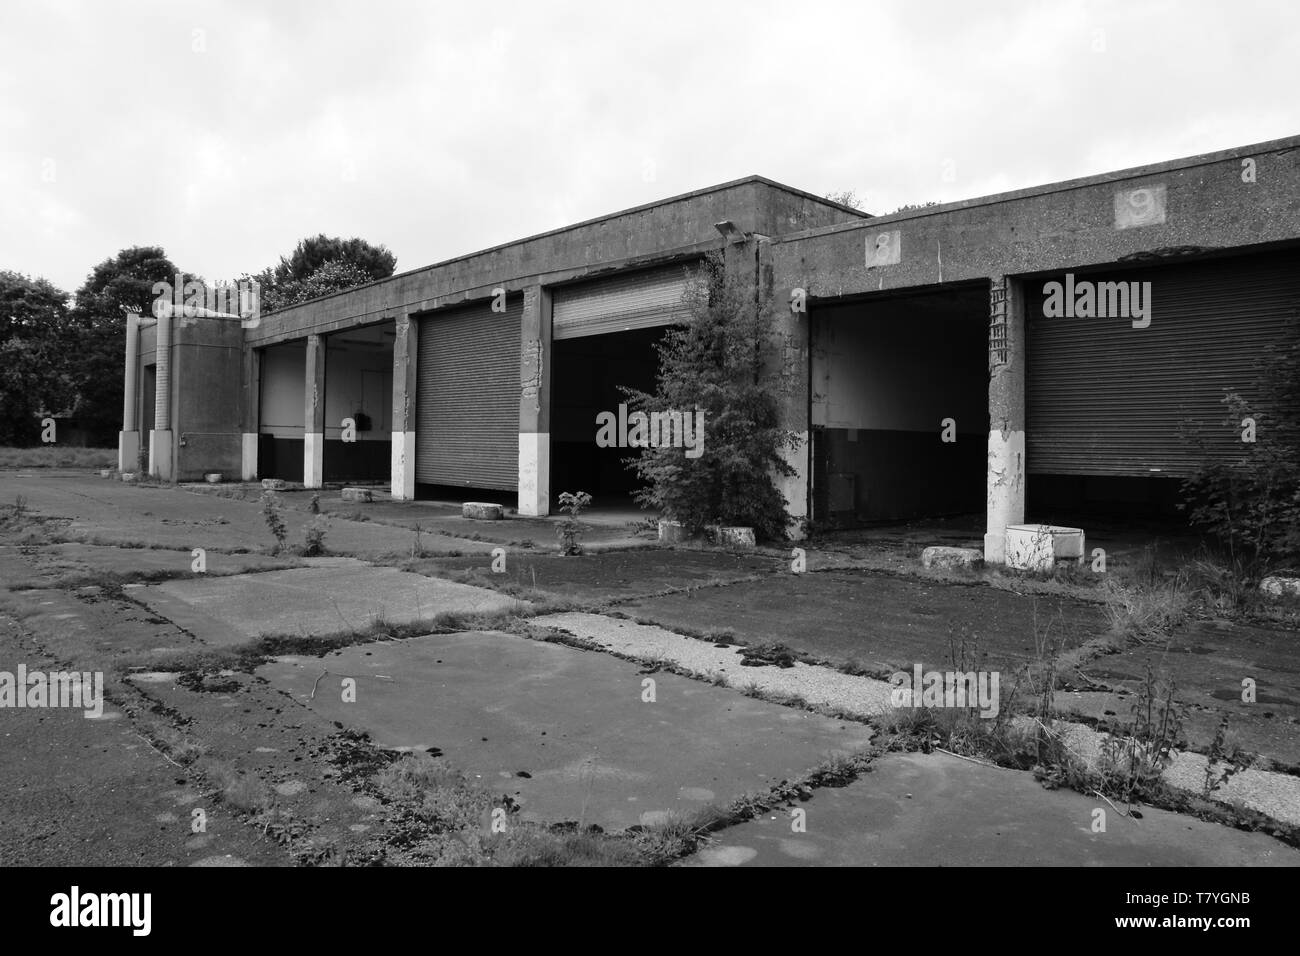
[518, 285, 551, 516]
[742, 239, 810, 538]
[390, 314, 418, 501]
[148, 311, 174, 481]
[241, 347, 260, 481]
[304, 334, 325, 488]
[984, 275, 1027, 564]
[118, 311, 140, 472]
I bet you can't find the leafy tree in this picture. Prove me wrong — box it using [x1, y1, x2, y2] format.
[260, 260, 376, 313]
[889, 200, 942, 214]
[270, 234, 395, 286]
[0, 271, 72, 444]
[254, 234, 396, 314]
[1180, 312, 1300, 570]
[621, 252, 802, 541]
[824, 189, 867, 211]
[68, 247, 187, 443]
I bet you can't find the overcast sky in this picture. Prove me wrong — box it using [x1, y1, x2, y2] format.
[2, 0, 1297, 294]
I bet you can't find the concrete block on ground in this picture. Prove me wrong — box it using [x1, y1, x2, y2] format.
[341, 487, 374, 503]
[712, 526, 756, 549]
[98, 469, 112, 478]
[659, 519, 692, 544]
[120, 472, 138, 483]
[204, 473, 223, 484]
[261, 478, 287, 491]
[922, 546, 983, 570]
[462, 501, 503, 520]
[1261, 576, 1300, 601]
[1005, 524, 1085, 571]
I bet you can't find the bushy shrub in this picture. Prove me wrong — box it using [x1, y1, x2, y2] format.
[621, 253, 801, 541]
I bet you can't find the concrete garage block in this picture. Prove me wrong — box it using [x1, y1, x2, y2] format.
[922, 546, 983, 570]
[1005, 524, 1085, 572]
[1261, 576, 1300, 601]
[204, 473, 223, 484]
[120, 472, 138, 483]
[341, 487, 373, 503]
[463, 501, 503, 520]
[261, 478, 287, 491]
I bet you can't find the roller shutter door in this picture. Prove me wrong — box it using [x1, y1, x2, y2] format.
[552, 261, 698, 340]
[416, 296, 521, 489]
[1027, 249, 1300, 477]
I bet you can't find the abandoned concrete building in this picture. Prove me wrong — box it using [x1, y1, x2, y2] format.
[118, 135, 1300, 563]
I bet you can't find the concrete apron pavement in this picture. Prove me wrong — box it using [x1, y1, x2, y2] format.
[683, 751, 1299, 867]
[14, 470, 1285, 862]
[255, 631, 875, 831]
[533, 612, 1300, 837]
[132, 558, 525, 645]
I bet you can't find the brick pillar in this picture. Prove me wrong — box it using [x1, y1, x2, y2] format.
[984, 276, 1027, 564]
[518, 285, 551, 516]
[304, 334, 325, 489]
[390, 314, 418, 501]
[738, 239, 809, 539]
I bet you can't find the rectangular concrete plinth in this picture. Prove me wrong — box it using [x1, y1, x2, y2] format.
[256, 631, 874, 830]
[148, 429, 173, 481]
[118, 430, 139, 473]
[1005, 524, 1085, 572]
[921, 546, 982, 570]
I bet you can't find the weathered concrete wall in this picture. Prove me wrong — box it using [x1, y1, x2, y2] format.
[247, 178, 867, 347]
[259, 342, 305, 438]
[174, 316, 243, 481]
[768, 136, 1300, 299]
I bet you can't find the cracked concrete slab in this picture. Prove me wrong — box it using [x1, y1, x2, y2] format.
[135, 562, 524, 644]
[255, 630, 874, 830]
[684, 751, 1298, 867]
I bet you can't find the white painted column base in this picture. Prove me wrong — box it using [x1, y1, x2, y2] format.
[148, 429, 174, 481]
[518, 432, 550, 516]
[241, 433, 259, 481]
[984, 428, 1026, 565]
[390, 431, 416, 501]
[777, 430, 809, 539]
[304, 432, 324, 489]
[118, 430, 140, 473]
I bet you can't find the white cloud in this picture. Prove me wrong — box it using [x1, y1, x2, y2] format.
[0, 0, 1296, 292]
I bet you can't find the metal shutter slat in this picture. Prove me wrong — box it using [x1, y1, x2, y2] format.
[416, 298, 521, 489]
[1027, 250, 1300, 477]
[552, 262, 697, 340]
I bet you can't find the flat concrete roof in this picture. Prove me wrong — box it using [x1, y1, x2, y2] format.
[261, 174, 870, 317]
[771, 133, 1300, 245]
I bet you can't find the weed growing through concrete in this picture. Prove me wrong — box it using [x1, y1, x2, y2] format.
[303, 493, 328, 556]
[1203, 714, 1250, 796]
[556, 490, 592, 556]
[1086, 663, 1185, 805]
[261, 490, 287, 552]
